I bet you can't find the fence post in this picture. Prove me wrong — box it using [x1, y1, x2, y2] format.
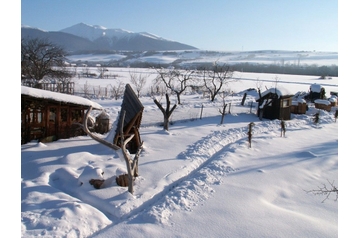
[200, 104, 204, 119]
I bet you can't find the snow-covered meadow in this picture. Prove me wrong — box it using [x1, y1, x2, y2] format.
[21, 67, 339, 237]
[67, 50, 338, 67]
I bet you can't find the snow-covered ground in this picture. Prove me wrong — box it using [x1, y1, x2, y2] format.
[67, 50, 338, 67]
[21, 69, 339, 237]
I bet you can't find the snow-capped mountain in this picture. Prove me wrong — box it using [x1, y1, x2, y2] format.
[21, 23, 197, 52]
[59, 23, 197, 51]
[60, 23, 165, 42]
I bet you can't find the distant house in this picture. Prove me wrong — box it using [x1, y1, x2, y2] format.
[21, 86, 103, 144]
[306, 83, 326, 102]
[256, 87, 294, 120]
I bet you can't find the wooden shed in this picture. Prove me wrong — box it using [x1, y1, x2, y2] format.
[291, 98, 307, 114]
[21, 86, 102, 144]
[314, 99, 332, 112]
[307, 83, 326, 102]
[256, 87, 294, 120]
[113, 84, 144, 154]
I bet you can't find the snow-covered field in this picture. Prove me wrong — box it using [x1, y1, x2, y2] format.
[67, 50, 338, 67]
[21, 68, 339, 237]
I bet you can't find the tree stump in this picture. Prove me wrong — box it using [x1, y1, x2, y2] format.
[116, 174, 129, 187]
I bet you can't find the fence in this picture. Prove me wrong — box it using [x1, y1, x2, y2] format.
[22, 81, 75, 95]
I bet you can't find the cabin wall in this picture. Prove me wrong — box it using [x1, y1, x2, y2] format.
[257, 96, 292, 120]
[21, 96, 87, 144]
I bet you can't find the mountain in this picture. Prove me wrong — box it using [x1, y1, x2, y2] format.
[21, 26, 100, 53]
[21, 23, 197, 53]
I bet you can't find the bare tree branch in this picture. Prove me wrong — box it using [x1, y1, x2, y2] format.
[305, 179, 338, 203]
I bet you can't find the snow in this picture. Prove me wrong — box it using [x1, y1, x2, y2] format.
[314, 99, 331, 106]
[21, 69, 339, 237]
[258, 86, 293, 99]
[21, 86, 103, 110]
[67, 50, 338, 67]
[310, 83, 322, 93]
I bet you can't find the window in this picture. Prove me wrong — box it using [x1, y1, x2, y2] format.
[49, 108, 56, 123]
[61, 108, 68, 123]
[37, 110, 42, 123]
[71, 109, 83, 123]
[282, 99, 290, 107]
[26, 109, 43, 124]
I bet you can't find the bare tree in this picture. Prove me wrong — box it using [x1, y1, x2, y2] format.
[313, 112, 320, 124]
[129, 71, 148, 97]
[153, 93, 177, 131]
[81, 107, 143, 195]
[155, 68, 195, 104]
[82, 81, 91, 98]
[218, 90, 230, 125]
[97, 66, 108, 79]
[21, 37, 72, 81]
[199, 62, 233, 102]
[82, 66, 91, 78]
[110, 80, 125, 100]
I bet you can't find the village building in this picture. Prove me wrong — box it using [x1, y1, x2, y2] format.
[307, 83, 326, 102]
[21, 86, 103, 144]
[256, 87, 294, 120]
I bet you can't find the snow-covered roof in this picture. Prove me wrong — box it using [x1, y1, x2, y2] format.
[310, 83, 322, 93]
[292, 98, 306, 105]
[257, 86, 293, 100]
[21, 86, 103, 109]
[314, 99, 331, 105]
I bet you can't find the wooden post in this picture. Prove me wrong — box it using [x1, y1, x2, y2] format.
[200, 104, 204, 119]
[241, 93, 247, 106]
[248, 122, 254, 148]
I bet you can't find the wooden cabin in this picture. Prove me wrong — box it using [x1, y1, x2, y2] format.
[21, 86, 103, 144]
[113, 84, 144, 154]
[306, 83, 326, 102]
[256, 87, 294, 120]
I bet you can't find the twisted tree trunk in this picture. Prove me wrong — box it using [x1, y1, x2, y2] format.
[154, 93, 177, 131]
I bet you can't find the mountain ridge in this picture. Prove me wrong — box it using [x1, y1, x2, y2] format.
[21, 23, 197, 53]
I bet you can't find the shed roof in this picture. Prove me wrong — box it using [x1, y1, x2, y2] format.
[314, 99, 331, 105]
[256, 86, 293, 100]
[21, 86, 102, 109]
[118, 84, 144, 129]
[310, 83, 322, 93]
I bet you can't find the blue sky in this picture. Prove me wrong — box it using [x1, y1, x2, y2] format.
[20, 0, 338, 52]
